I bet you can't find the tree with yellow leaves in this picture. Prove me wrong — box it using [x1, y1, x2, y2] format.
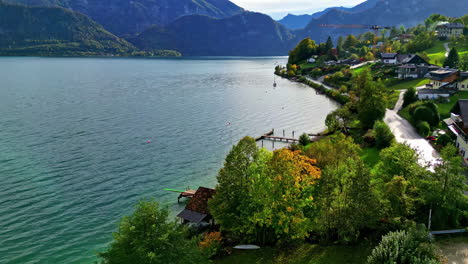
[250, 149, 321, 244]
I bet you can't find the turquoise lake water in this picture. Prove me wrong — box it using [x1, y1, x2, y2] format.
[0, 57, 338, 263]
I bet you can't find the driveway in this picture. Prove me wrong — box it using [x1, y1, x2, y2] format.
[444, 42, 450, 57]
[384, 91, 441, 170]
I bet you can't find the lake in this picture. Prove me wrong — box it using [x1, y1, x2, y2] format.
[0, 57, 338, 263]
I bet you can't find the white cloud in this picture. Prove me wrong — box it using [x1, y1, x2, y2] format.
[231, 0, 367, 19]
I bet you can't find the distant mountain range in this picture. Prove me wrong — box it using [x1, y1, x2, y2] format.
[1, 0, 468, 56]
[4, 0, 244, 36]
[299, 0, 468, 43]
[277, 0, 380, 30]
[129, 12, 295, 56]
[0, 1, 136, 56]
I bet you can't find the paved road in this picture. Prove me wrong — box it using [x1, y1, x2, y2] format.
[304, 76, 333, 90]
[444, 42, 450, 57]
[384, 90, 441, 170]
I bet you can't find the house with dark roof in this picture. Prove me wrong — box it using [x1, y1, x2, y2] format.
[427, 68, 459, 89]
[445, 100, 468, 160]
[380, 53, 398, 64]
[177, 187, 216, 224]
[436, 23, 464, 39]
[396, 54, 437, 79]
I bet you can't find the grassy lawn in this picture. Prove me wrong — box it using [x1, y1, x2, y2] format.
[299, 63, 318, 71]
[361, 147, 381, 168]
[387, 90, 401, 109]
[215, 243, 373, 264]
[435, 235, 468, 264]
[435, 91, 468, 119]
[425, 41, 447, 66]
[387, 78, 430, 91]
[352, 63, 373, 75]
[425, 40, 446, 54]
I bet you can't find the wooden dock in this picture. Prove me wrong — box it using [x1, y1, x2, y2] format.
[259, 135, 299, 143]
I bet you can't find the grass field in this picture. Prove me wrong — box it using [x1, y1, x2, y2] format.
[215, 243, 373, 264]
[387, 78, 430, 91]
[435, 91, 468, 118]
[351, 63, 373, 74]
[425, 41, 447, 66]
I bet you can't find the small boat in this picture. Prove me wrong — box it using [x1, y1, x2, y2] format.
[273, 82, 277, 87]
[233, 245, 261, 250]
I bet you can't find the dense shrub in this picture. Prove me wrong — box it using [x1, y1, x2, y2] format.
[412, 104, 440, 127]
[367, 225, 441, 264]
[403, 87, 418, 107]
[199, 232, 223, 258]
[416, 121, 431, 137]
[374, 121, 394, 149]
[299, 133, 311, 146]
[436, 134, 452, 147]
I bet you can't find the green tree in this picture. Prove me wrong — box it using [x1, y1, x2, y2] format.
[413, 105, 440, 127]
[444, 47, 459, 68]
[417, 121, 431, 137]
[355, 71, 387, 129]
[367, 225, 441, 264]
[209, 137, 259, 239]
[373, 121, 394, 149]
[325, 105, 353, 133]
[365, 51, 375, 61]
[315, 153, 377, 242]
[459, 53, 468, 71]
[98, 200, 207, 264]
[299, 133, 311, 146]
[288, 38, 317, 65]
[306, 133, 361, 169]
[375, 143, 425, 183]
[343, 34, 359, 50]
[325, 36, 334, 53]
[425, 145, 467, 229]
[403, 87, 417, 107]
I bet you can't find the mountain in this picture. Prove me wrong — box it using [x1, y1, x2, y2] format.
[278, 0, 380, 30]
[130, 12, 295, 56]
[300, 0, 468, 43]
[5, 0, 244, 36]
[0, 1, 137, 56]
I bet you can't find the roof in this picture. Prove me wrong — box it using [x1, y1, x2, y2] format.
[428, 69, 458, 81]
[186, 187, 215, 215]
[398, 54, 428, 65]
[177, 209, 208, 223]
[437, 23, 464, 29]
[381, 53, 397, 59]
[418, 89, 450, 95]
[177, 187, 215, 223]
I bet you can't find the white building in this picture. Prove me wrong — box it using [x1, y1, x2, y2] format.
[380, 53, 398, 64]
[446, 100, 468, 160]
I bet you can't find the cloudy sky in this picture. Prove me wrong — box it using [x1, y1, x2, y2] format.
[230, 0, 367, 19]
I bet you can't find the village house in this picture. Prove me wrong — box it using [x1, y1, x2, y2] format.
[177, 187, 216, 225]
[380, 53, 398, 64]
[398, 64, 440, 79]
[445, 100, 468, 161]
[396, 54, 438, 79]
[426, 68, 459, 89]
[393, 33, 414, 43]
[417, 88, 451, 100]
[457, 72, 468, 91]
[436, 23, 464, 39]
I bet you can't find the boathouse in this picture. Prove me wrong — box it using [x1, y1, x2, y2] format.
[177, 187, 216, 224]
